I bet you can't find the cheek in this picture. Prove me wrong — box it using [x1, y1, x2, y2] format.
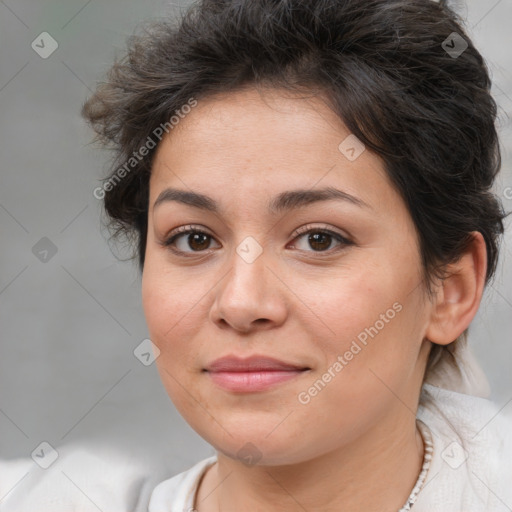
[291, 264, 399, 351]
[141, 264, 208, 393]
[141, 266, 192, 370]
[142, 275, 200, 415]
[142, 271, 169, 345]
[141, 255, 199, 337]
[296, 261, 423, 388]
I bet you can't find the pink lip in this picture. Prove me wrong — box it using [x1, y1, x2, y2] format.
[206, 355, 307, 372]
[204, 355, 310, 393]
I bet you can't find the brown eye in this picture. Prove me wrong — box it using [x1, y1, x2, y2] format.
[290, 225, 352, 253]
[184, 232, 211, 251]
[162, 226, 219, 255]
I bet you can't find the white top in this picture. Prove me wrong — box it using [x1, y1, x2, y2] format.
[0, 443, 161, 512]
[1, 384, 511, 511]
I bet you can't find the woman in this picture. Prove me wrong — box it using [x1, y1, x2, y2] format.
[11, 0, 509, 510]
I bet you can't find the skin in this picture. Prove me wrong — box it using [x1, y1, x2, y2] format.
[141, 86, 487, 511]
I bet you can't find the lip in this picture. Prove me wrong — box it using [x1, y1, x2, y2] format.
[204, 355, 310, 393]
[205, 355, 308, 372]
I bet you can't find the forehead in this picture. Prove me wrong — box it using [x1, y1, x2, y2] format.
[158, 87, 351, 157]
[149, 87, 396, 216]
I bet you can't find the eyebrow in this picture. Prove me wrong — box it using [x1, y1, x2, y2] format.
[153, 186, 372, 214]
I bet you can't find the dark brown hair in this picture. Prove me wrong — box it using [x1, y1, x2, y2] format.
[82, 0, 509, 374]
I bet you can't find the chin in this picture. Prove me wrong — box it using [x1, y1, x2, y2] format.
[195, 425, 313, 467]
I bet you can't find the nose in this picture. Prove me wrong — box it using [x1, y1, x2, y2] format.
[209, 242, 288, 334]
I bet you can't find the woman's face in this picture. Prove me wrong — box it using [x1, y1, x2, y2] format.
[142, 87, 433, 465]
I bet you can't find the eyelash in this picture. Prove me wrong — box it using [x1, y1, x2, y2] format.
[160, 224, 353, 257]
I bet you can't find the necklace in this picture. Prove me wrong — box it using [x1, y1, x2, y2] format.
[397, 419, 434, 511]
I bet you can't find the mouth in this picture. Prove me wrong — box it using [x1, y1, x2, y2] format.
[203, 355, 311, 393]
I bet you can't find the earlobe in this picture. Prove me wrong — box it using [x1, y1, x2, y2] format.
[425, 231, 488, 346]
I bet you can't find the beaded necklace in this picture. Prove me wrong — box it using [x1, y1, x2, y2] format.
[398, 420, 434, 511]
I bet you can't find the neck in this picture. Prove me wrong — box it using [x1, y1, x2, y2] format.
[196, 409, 425, 512]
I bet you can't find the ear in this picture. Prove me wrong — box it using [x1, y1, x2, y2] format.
[425, 231, 488, 346]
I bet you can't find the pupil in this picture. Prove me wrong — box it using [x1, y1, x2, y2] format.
[309, 232, 331, 251]
[189, 233, 210, 251]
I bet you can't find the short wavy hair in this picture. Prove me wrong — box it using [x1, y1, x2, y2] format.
[82, 0, 509, 379]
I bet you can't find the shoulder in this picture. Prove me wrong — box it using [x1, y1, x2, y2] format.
[0, 442, 158, 512]
[148, 455, 217, 512]
[418, 383, 512, 453]
[414, 384, 512, 511]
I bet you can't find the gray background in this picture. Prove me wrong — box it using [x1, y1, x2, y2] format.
[0, 0, 511, 473]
